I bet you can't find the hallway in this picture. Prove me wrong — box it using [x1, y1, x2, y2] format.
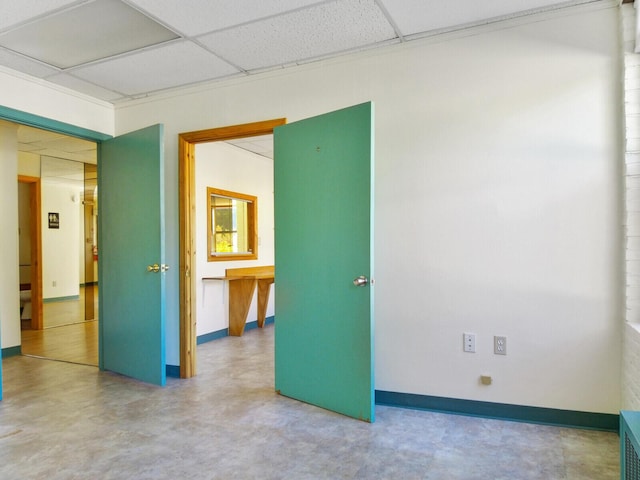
[0, 325, 620, 479]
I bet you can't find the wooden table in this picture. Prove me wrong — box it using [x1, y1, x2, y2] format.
[203, 265, 274, 336]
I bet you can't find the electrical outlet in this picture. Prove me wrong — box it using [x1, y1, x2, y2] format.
[494, 336, 507, 355]
[463, 333, 476, 353]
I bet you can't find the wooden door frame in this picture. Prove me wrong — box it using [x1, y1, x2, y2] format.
[178, 118, 286, 378]
[17, 175, 43, 330]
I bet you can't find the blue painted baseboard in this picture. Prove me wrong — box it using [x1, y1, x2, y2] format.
[197, 329, 228, 345]
[2, 346, 21, 358]
[375, 390, 619, 432]
[166, 365, 180, 378]
[197, 316, 275, 345]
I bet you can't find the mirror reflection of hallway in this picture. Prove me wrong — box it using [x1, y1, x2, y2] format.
[17, 126, 99, 367]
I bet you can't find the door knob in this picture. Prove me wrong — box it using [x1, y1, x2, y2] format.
[353, 275, 368, 287]
[161, 264, 170, 272]
[147, 263, 160, 273]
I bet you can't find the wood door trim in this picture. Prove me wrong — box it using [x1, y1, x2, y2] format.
[18, 175, 43, 330]
[178, 118, 286, 378]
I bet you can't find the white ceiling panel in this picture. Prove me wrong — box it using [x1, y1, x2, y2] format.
[199, 0, 397, 71]
[41, 156, 86, 181]
[39, 136, 97, 153]
[128, 0, 322, 37]
[18, 126, 66, 144]
[45, 73, 126, 102]
[71, 40, 240, 96]
[0, 47, 60, 77]
[379, 0, 592, 37]
[0, 0, 82, 31]
[0, 0, 178, 68]
[227, 134, 274, 159]
[0, 0, 595, 104]
[40, 149, 97, 164]
[18, 125, 97, 165]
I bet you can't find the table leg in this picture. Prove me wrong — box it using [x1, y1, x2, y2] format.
[257, 279, 274, 328]
[228, 278, 257, 336]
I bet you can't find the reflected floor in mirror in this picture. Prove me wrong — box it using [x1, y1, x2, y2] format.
[21, 320, 98, 366]
[21, 286, 99, 366]
[41, 285, 99, 328]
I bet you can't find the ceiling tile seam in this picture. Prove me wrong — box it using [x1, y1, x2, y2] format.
[123, 70, 249, 101]
[0, 0, 90, 35]
[119, 0, 187, 40]
[188, 38, 249, 75]
[112, 3, 247, 75]
[188, 0, 336, 38]
[114, 37, 405, 103]
[266, 37, 402, 70]
[42, 71, 130, 99]
[395, 0, 610, 45]
[125, 39, 419, 102]
[0, 45, 63, 72]
[374, 0, 405, 42]
[49, 37, 185, 73]
[122, 0, 332, 40]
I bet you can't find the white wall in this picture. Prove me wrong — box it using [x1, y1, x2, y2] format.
[195, 142, 275, 335]
[0, 121, 20, 349]
[115, 3, 623, 413]
[41, 182, 81, 299]
[0, 67, 113, 136]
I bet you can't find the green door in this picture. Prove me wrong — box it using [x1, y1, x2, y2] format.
[274, 102, 374, 422]
[98, 124, 166, 386]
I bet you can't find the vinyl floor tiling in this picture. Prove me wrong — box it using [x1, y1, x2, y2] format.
[0, 325, 620, 479]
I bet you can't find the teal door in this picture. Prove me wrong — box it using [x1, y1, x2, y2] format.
[98, 124, 166, 386]
[274, 102, 375, 422]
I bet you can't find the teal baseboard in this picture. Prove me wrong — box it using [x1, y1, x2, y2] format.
[197, 316, 275, 345]
[197, 329, 228, 345]
[166, 365, 180, 378]
[2, 345, 21, 358]
[375, 390, 619, 432]
[245, 316, 275, 332]
[43, 295, 80, 303]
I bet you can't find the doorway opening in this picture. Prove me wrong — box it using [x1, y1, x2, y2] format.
[178, 118, 286, 378]
[17, 125, 99, 366]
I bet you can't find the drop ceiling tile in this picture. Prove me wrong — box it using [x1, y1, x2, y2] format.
[0, 47, 60, 77]
[378, 0, 582, 37]
[0, 0, 179, 69]
[41, 156, 85, 178]
[18, 125, 66, 144]
[228, 134, 274, 158]
[40, 149, 97, 163]
[198, 0, 397, 71]
[18, 143, 46, 153]
[0, 0, 80, 31]
[46, 73, 125, 102]
[38, 136, 96, 153]
[129, 0, 321, 36]
[71, 40, 240, 96]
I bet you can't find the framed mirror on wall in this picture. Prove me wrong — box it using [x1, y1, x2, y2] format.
[207, 187, 257, 262]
